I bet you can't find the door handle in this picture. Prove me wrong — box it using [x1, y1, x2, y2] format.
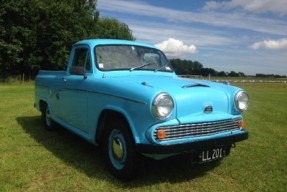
[62, 77, 67, 82]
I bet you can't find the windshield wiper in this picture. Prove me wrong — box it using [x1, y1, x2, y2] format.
[130, 62, 153, 71]
[154, 65, 171, 72]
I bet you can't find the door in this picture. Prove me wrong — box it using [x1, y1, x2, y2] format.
[57, 46, 92, 132]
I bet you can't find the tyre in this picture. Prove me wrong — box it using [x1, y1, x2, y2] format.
[41, 103, 56, 131]
[104, 117, 138, 181]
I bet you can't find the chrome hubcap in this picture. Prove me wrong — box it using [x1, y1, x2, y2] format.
[112, 138, 124, 160]
[46, 108, 51, 126]
[109, 129, 127, 170]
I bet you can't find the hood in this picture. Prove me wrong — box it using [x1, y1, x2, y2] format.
[107, 73, 234, 93]
[106, 73, 240, 122]
[108, 74, 206, 88]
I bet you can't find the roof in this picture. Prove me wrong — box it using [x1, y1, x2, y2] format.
[74, 39, 157, 49]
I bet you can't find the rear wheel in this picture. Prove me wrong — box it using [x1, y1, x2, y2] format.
[41, 103, 56, 131]
[104, 117, 138, 181]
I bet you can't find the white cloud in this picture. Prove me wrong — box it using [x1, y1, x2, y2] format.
[98, 0, 287, 36]
[250, 38, 287, 49]
[128, 20, 237, 46]
[203, 0, 287, 16]
[155, 38, 197, 57]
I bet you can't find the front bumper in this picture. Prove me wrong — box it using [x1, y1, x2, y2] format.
[136, 130, 248, 154]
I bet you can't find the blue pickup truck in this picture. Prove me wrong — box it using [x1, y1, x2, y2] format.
[35, 39, 249, 180]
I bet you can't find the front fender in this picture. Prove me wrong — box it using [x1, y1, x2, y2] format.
[99, 105, 144, 144]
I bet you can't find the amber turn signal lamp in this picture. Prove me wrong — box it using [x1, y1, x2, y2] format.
[239, 120, 246, 128]
[156, 129, 166, 140]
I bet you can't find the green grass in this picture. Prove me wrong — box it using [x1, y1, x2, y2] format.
[1, 83, 286, 191]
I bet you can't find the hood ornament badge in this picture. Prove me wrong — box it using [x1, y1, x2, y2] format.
[204, 105, 213, 113]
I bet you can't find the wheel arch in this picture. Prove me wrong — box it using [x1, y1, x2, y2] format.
[95, 109, 136, 146]
[39, 99, 54, 119]
[39, 99, 48, 112]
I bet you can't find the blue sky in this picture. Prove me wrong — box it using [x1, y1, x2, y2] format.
[97, 0, 287, 75]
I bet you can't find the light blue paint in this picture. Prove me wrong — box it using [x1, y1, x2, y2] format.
[35, 39, 248, 159]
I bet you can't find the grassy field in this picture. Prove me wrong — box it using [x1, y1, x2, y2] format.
[1, 82, 286, 191]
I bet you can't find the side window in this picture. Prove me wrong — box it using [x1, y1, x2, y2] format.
[70, 48, 91, 75]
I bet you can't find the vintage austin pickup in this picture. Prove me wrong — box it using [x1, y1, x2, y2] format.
[35, 39, 249, 180]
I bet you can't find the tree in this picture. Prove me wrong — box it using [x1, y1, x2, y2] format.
[96, 17, 135, 40]
[170, 59, 203, 75]
[0, 0, 38, 79]
[0, 0, 135, 80]
[228, 71, 239, 77]
[170, 58, 245, 77]
[0, 0, 98, 79]
[218, 71, 227, 77]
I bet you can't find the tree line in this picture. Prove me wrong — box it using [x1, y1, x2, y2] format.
[170, 59, 246, 77]
[0, 0, 134, 80]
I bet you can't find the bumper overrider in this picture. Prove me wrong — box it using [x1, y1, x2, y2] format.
[136, 130, 248, 154]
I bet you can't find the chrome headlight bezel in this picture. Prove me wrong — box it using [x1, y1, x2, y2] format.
[235, 90, 249, 112]
[152, 93, 174, 120]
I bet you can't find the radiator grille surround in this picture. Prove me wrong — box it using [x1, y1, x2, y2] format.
[154, 118, 242, 141]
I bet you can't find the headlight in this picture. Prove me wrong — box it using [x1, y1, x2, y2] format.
[152, 93, 174, 119]
[235, 91, 249, 112]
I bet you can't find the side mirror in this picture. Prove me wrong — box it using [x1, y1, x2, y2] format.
[83, 70, 87, 79]
[70, 66, 88, 79]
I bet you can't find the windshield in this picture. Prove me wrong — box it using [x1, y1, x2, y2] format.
[95, 45, 173, 72]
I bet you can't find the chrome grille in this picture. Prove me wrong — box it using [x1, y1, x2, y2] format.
[154, 118, 242, 141]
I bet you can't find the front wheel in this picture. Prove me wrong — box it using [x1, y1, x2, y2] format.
[104, 117, 138, 181]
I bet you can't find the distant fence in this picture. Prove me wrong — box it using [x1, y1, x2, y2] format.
[212, 79, 287, 84]
[179, 75, 203, 79]
[178, 75, 287, 84]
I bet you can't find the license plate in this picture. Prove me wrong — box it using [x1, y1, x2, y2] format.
[199, 148, 225, 163]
